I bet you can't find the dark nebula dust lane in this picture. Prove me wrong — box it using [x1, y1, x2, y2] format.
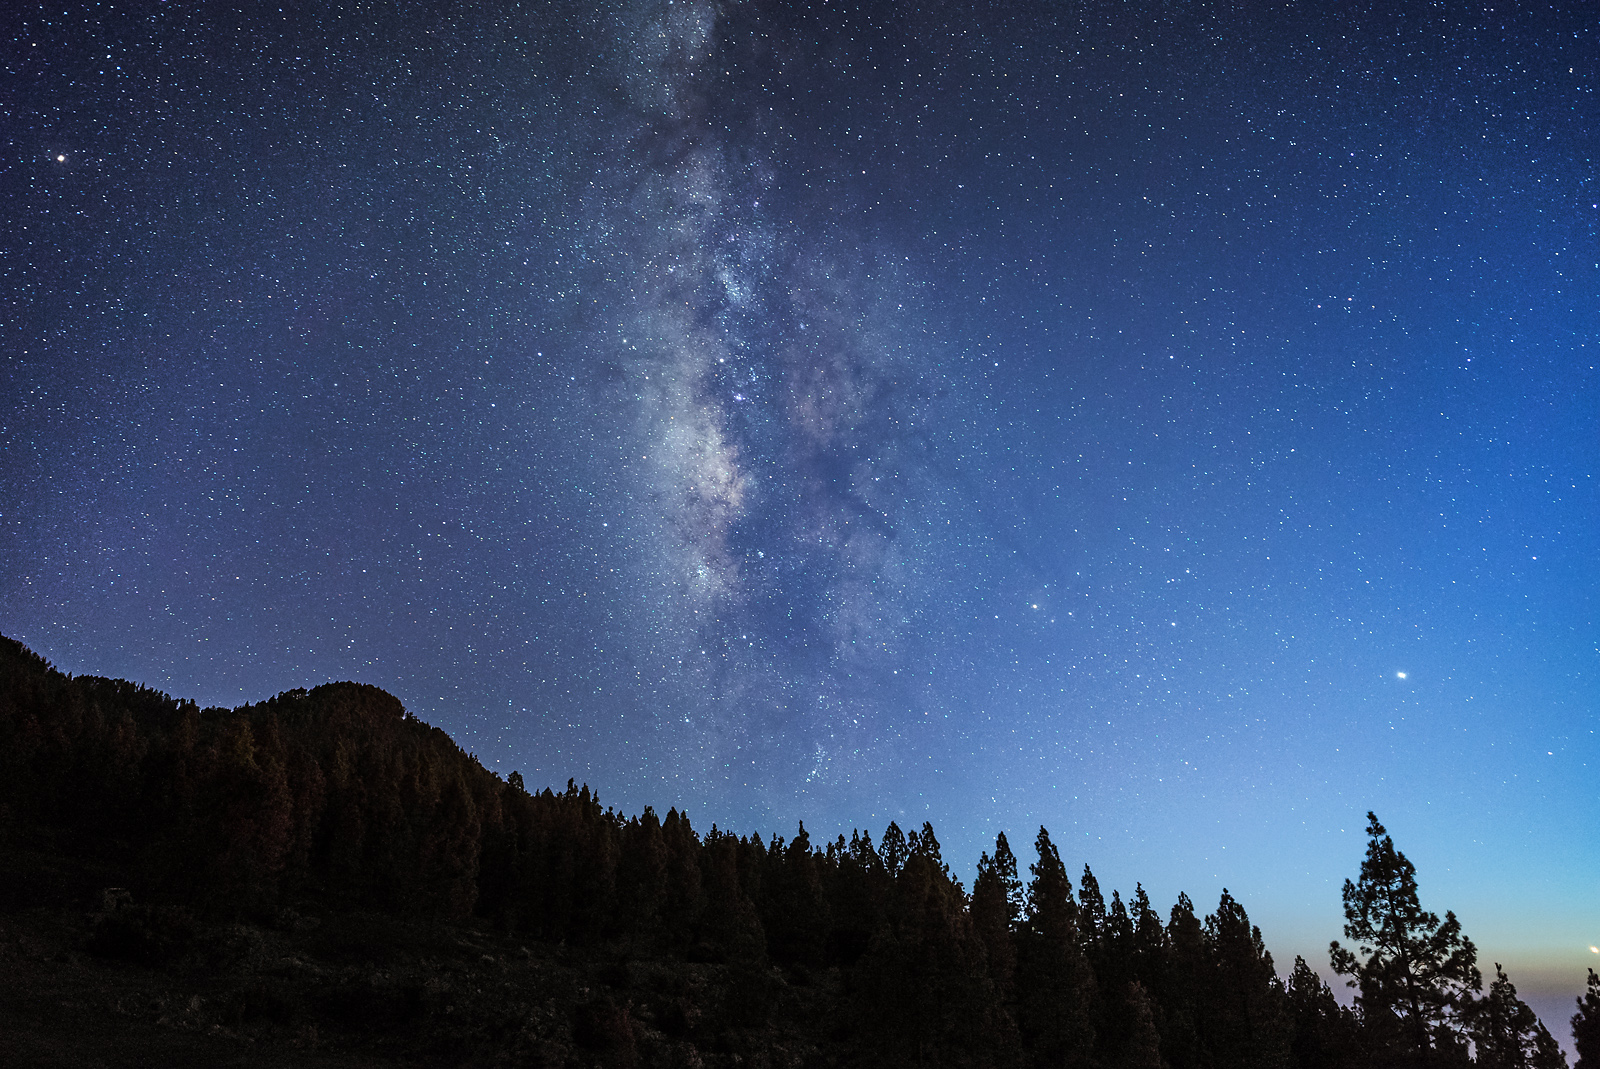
[3, 0, 1596, 1012]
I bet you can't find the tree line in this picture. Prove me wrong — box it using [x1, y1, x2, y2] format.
[1, 635, 1594, 1069]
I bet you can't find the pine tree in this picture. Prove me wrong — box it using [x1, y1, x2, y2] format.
[830, 830, 889, 966]
[851, 849, 1018, 1068]
[1204, 889, 1292, 1069]
[1078, 865, 1107, 950]
[1103, 890, 1135, 981]
[1128, 883, 1168, 989]
[615, 806, 668, 942]
[1575, 970, 1600, 1069]
[995, 833, 1024, 921]
[698, 826, 765, 962]
[1163, 892, 1207, 1069]
[972, 835, 1021, 996]
[759, 822, 829, 966]
[1330, 812, 1481, 1068]
[1015, 826, 1096, 1069]
[1470, 963, 1567, 1069]
[1286, 955, 1363, 1069]
[915, 821, 952, 880]
[882, 820, 909, 877]
[659, 807, 704, 948]
[1092, 890, 1143, 1068]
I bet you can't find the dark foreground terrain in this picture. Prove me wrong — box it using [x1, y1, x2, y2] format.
[2, 634, 1591, 1069]
[0, 903, 826, 1069]
[1, 832, 832, 1068]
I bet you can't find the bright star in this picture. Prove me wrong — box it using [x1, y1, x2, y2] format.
[1396, 671, 1407, 679]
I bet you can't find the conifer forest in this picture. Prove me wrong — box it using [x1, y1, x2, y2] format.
[1, 635, 1593, 1068]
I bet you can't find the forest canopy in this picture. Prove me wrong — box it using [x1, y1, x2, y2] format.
[0, 635, 1580, 1069]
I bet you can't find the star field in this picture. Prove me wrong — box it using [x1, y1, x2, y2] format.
[3, 0, 1596, 1032]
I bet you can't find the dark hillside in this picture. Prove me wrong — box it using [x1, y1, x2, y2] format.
[0, 636, 1571, 1068]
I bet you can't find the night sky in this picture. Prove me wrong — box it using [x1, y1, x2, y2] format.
[4, 0, 1595, 1029]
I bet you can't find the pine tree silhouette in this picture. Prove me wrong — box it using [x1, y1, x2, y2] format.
[1470, 963, 1567, 1069]
[851, 845, 1017, 1068]
[1330, 812, 1482, 1067]
[1204, 889, 1292, 1069]
[1016, 827, 1095, 1069]
[1286, 955, 1363, 1069]
[1161, 891, 1208, 1069]
[972, 834, 1021, 997]
[882, 820, 908, 878]
[1573, 969, 1600, 1069]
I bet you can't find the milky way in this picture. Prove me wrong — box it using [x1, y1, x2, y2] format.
[571, 0, 969, 799]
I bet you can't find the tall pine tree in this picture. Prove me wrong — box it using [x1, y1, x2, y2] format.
[1574, 969, 1600, 1069]
[1015, 827, 1096, 1069]
[1330, 812, 1480, 1068]
[972, 833, 1022, 997]
[1204, 889, 1292, 1069]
